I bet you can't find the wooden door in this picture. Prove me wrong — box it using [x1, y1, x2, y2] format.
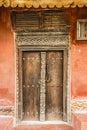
[46, 51, 63, 120]
[22, 52, 41, 120]
[21, 50, 64, 121]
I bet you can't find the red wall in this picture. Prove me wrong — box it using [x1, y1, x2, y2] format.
[0, 7, 87, 106]
[0, 6, 87, 130]
[0, 8, 15, 106]
[0, 8, 87, 105]
[67, 8, 87, 98]
[71, 43, 87, 98]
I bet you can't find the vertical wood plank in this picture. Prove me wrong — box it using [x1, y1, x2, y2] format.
[22, 52, 41, 121]
[46, 51, 63, 120]
[63, 50, 68, 121]
[18, 50, 23, 120]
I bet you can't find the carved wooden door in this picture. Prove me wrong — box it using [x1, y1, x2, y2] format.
[22, 50, 64, 121]
[22, 52, 41, 121]
[46, 52, 63, 120]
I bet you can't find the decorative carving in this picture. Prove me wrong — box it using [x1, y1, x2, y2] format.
[16, 31, 69, 123]
[71, 98, 87, 112]
[16, 48, 19, 122]
[16, 32, 69, 46]
[40, 52, 46, 121]
[0, 106, 14, 116]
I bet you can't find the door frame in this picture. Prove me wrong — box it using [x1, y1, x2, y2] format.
[12, 9, 71, 126]
[15, 45, 70, 124]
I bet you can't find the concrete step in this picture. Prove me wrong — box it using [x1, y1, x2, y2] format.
[13, 124, 73, 130]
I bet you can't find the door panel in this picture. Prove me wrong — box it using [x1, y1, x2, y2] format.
[21, 50, 64, 121]
[22, 52, 41, 120]
[46, 51, 63, 120]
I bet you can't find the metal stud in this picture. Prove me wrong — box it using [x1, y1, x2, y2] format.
[27, 85, 30, 88]
[27, 112, 29, 115]
[38, 80, 41, 84]
[23, 58, 25, 61]
[22, 112, 24, 115]
[28, 58, 30, 61]
[23, 85, 25, 88]
[37, 85, 39, 88]
[32, 85, 34, 87]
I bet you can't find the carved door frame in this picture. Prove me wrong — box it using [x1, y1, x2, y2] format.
[15, 32, 71, 125]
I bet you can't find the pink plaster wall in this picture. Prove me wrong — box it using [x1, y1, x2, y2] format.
[0, 7, 87, 104]
[71, 43, 87, 98]
[67, 7, 87, 98]
[0, 7, 15, 106]
[0, 6, 87, 130]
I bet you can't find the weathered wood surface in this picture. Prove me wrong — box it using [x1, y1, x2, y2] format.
[46, 51, 63, 120]
[22, 52, 41, 120]
[21, 51, 64, 121]
[11, 10, 69, 32]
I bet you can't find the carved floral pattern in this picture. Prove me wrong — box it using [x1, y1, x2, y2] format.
[71, 98, 87, 112]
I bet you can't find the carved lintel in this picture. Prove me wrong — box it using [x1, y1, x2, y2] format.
[16, 32, 69, 47]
